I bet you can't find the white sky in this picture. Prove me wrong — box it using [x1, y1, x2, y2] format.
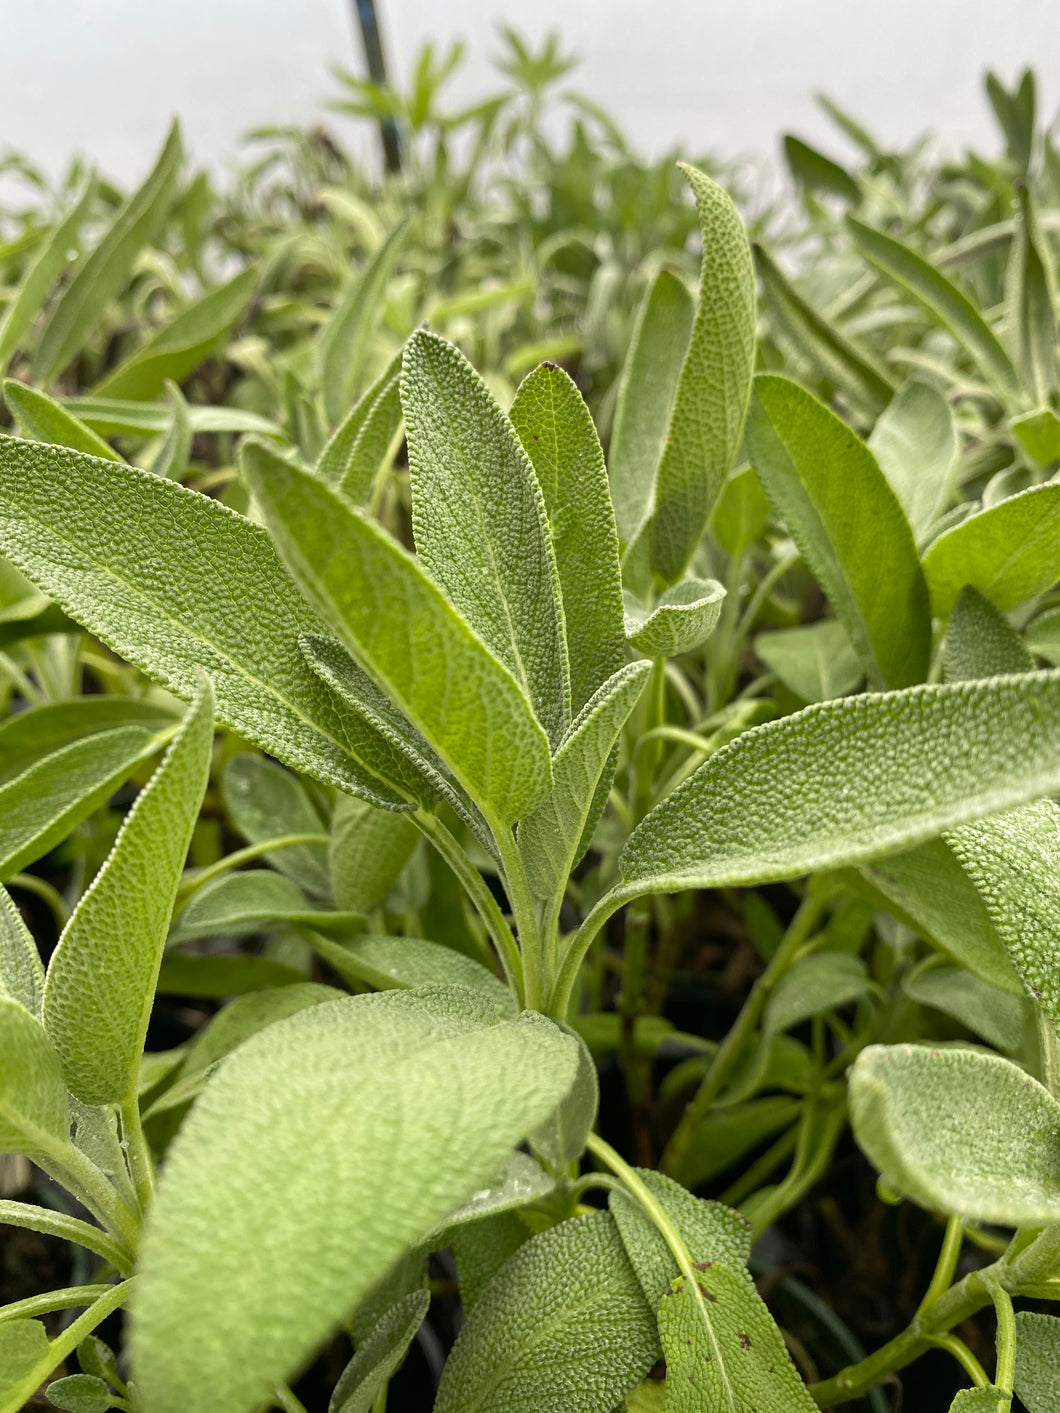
[2, 0, 1058, 185]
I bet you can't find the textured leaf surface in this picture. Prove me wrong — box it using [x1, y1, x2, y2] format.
[949, 801, 1060, 1030]
[168, 873, 360, 947]
[755, 620, 862, 703]
[849, 1044, 1060, 1223]
[434, 1211, 657, 1413]
[44, 683, 214, 1104]
[222, 753, 330, 900]
[903, 967, 1027, 1053]
[4, 380, 123, 461]
[944, 587, 1033, 681]
[0, 726, 159, 880]
[0, 998, 69, 1157]
[131, 988, 579, 1413]
[317, 351, 402, 493]
[0, 1321, 49, 1403]
[650, 165, 756, 584]
[608, 268, 694, 546]
[329, 794, 418, 913]
[510, 361, 625, 713]
[330, 1291, 429, 1413]
[1008, 185, 1058, 404]
[33, 123, 182, 384]
[620, 671, 1060, 897]
[948, 1387, 1009, 1412]
[63, 396, 277, 438]
[439, 1151, 554, 1232]
[1014, 1311, 1060, 1413]
[402, 330, 569, 746]
[0, 886, 44, 1015]
[453, 1212, 529, 1318]
[245, 441, 552, 825]
[657, 1263, 818, 1413]
[307, 934, 512, 1009]
[624, 579, 725, 658]
[0, 438, 405, 804]
[923, 484, 1060, 618]
[519, 662, 650, 901]
[747, 374, 930, 688]
[868, 379, 958, 542]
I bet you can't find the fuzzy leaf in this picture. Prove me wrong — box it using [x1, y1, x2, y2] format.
[0, 886, 44, 1016]
[0, 699, 176, 786]
[868, 379, 959, 542]
[510, 362, 625, 713]
[649, 165, 756, 584]
[923, 484, 1060, 619]
[944, 587, 1034, 681]
[764, 953, 872, 1036]
[222, 753, 330, 899]
[43, 1374, 112, 1413]
[434, 1211, 658, 1413]
[329, 794, 418, 913]
[621, 671, 1060, 897]
[0, 1321, 50, 1402]
[608, 269, 694, 547]
[307, 934, 512, 1010]
[244, 440, 552, 826]
[755, 620, 862, 703]
[1010, 407, 1060, 466]
[0, 438, 409, 806]
[320, 354, 403, 503]
[43, 682, 214, 1104]
[63, 396, 277, 439]
[747, 374, 930, 688]
[519, 661, 650, 901]
[167, 873, 361, 948]
[4, 380, 123, 461]
[0, 997, 69, 1157]
[131, 988, 579, 1413]
[903, 967, 1028, 1053]
[440, 1151, 555, 1232]
[948, 1387, 1009, 1412]
[1014, 1311, 1060, 1413]
[453, 1213, 529, 1318]
[849, 1043, 1060, 1223]
[1007, 185, 1058, 404]
[624, 579, 725, 658]
[329, 1291, 429, 1413]
[33, 123, 183, 384]
[402, 330, 569, 746]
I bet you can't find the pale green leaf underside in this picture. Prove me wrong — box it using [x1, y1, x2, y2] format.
[222, 752, 331, 899]
[0, 997, 69, 1157]
[849, 1043, 1060, 1224]
[244, 441, 552, 826]
[131, 988, 579, 1413]
[329, 794, 418, 913]
[1014, 1310, 1060, 1413]
[0, 437, 406, 806]
[403, 330, 570, 747]
[624, 578, 725, 658]
[903, 967, 1028, 1054]
[306, 933, 513, 1011]
[868, 379, 958, 543]
[620, 670, 1060, 896]
[435, 1211, 658, 1413]
[755, 620, 862, 703]
[439, 1151, 554, 1233]
[764, 953, 872, 1036]
[44, 682, 214, 1104]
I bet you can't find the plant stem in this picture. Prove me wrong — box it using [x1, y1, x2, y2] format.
[586, 1133, 698, 1282]
[1036, 1010, 1060, 1100]
[120, 1087, 155, 1213]
[990, 1279, 1017, 1392]
[173, 832, 329, 910]
[925, 1334, 989, 1388]
[0, 1200, 132, 1275]
[918, 1215, 964, 1315]
[0, 1280, 135, 1413]
[548, 885, 631, 1020]
[661, 890, 828, 1176]
[0, 1282, 117, 1324]
[491, 823, 546, 1012]
[272, 1384, 310, 1413]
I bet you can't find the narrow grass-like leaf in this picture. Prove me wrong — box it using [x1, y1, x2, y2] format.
[0, 438, 407, 805]
[868, 379, 959, 543]
[846, 216, 1021, 402]
[0, 998, 69, 1157]
[1014, 1311, 1060, 1413]
[329, 794, 418, 913]
[222, 753, 330, 899]
[1007, 185, 1058, 404]
[307, 934, 512, 1009]
[402, 330, 569, 746]
[849, 1044, 1060, 1224]
[0, 886, 44, 1016]
[754, 242, 894, 413]
[607, 269, 694, 546]
[0, 175, 96, 374]
[434, 1211, 657, 1413]
[0, 726, 160, 880]
[948, 801, 1060, 1031]
[923, 484, 1060, 618]
[329, 1291, 429, 1413]
[33, 123, 183, 384]
[650, 165, 756, 584]
[755, 620, 862, 702]
[784, 134, 860, 203]
[95, 267, 257, 401]
[747, 374, 930, 688]
[244, 440, 552, 825]
[4, 380, 123, 461]
[151, 380, 192, 480]
[130, 988, 579, 1413]
[620, 670, 1060, 897]
[43, 683, 214, 1104]
[316, 353, 403, 501]
[518, 662, 650, 900]
[63, 397, 278, 439]
[510, 362, 625, 713]
[944, 586, 1033, 680]
[624, 578, 725, 658]
[318, 216, 409, 425]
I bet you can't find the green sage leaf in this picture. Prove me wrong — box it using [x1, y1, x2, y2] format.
[329, 794, 418, 913]
[329, 1290, 429, 1413]
[868, 379, 959, 543]
[624, 579, 725, 658]
[222, 753, 330, 900]
[1014, 1310, 1060, 1413]
[944, 587, 1034, 681]
[754, 620, 862, 703]
[0, 886, 44, 1016]
[0, 997, 69, 1158]
[4, 380, 123, 461]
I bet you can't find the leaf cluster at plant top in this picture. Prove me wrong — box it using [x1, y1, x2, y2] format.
[1, 36, 1060, 1413]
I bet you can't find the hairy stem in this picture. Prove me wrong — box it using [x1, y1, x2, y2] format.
[0, 1200, 132, 1275]
[0, 1282, 118, 1324]
[173, 832, 329, 911]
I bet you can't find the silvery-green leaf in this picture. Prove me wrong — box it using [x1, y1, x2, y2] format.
[868, 379, 959, 543]
[151, 380, 192, 481]
[710, 464, 771, 557]
[453, 1212, 529, 1318]
[1014, 1311, 1060, 1413]
[944, 587, 1034, 681]
[131, 987, 579, 1413]
[0, 886, 44, 1016]
[903, 967, 1029, 1053]
[329, 794, 418, 913]
[1007, 185, 1058, 405]
[244, 441, 552, 826]
[0, 998, 69, 1158]
[623, 579, 725, 658]
[305, 934, 512, 1011]
[221, 753, 330, 900]
[529, 1020, 599, 1168]
[439, 1151, 554, 1231]
[1010, 407, 1060, 466]
[329, 1290, 429, 1413]
[747, 374, 930, 689]
[435, 1211, 658, 1413]
[4, 380, 123, 461]
[43, 681, 214, 1105]
[755, 620, 862, 703]
[317, 352, 403, 503]
[849, 1043, 1060, 1224]
[620, 671, 1060, 898]
[1027, 606, 1060, 665]
[167, 873, 363, 948]
[42, 1373, 112, 1413]
[518, 662, 650, 901]
[948, 801, 1060, 1031]
[402, 330, 570, 747]
[763, 953, 872, 1036]
[923, 484, 1060, 619]
[657, 1262, 818, 1413]
[510, 361, 625, 713]
[0, 1321, 50, 1405]
[0, 697, 177, 786]
[649, 166, 755, 585]
[948, 1387, 1009, 1412]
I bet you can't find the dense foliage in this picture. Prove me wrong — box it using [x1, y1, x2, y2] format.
[1, 39, 1060, 1413]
